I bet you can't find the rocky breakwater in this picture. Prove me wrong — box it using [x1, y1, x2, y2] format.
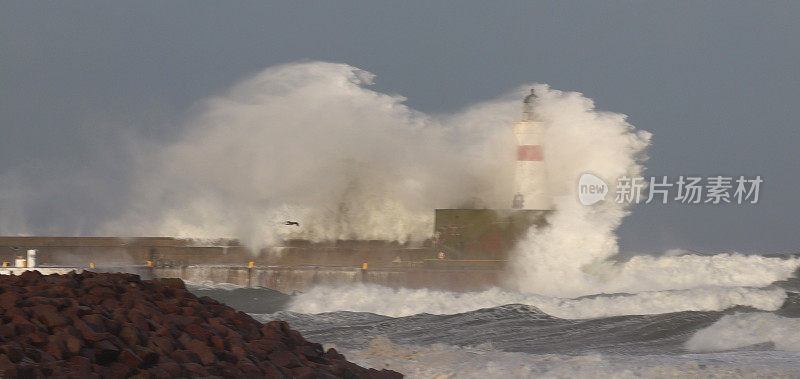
[0, 271, 401, 378]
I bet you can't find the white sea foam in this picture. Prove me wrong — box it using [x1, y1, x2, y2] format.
[514, 252, 800, 298]
[335, 337, 800, 379]
[101, 61, 524, 249]
[503, 86, 800, 299]
[506, 84, 649, 298]
[184, 281, 247, 291]
[287, 283, 787, 319]
[686, 312, 800, 352]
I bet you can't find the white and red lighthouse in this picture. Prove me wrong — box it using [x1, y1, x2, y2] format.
[512, 89, 551, 210]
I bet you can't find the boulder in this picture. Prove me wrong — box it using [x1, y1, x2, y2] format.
[0, 272, 402, 378]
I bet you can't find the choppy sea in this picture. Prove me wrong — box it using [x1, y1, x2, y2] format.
[186, 263, 800, 378]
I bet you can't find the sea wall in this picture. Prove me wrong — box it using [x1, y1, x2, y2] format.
[0, 237, 430, 268]
[154, 265, 503, 293]
[0, 237, 506, 293]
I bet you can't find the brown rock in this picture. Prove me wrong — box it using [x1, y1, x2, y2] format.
[65, 335, 83, 354]
[0, 272, 401, 378]
[31, 303, 58, 314]
[88, 286, 118, 300]
[100, 298, 121, 310]
[169, 349, 199, 364]
[118, 325, 140, 346]
[154, 301, 180, 314]
[244, 342, 270, 360]
[186, 339, 216, 365]
[0, 324, 14, 338]
[35, 310, 69, 329]
[261, 328, 281, 341]
[325, 347, 346, 360]
[28, 331, 47, 346]
[128, 371, 152, 379]
[183, 363, 209, 376]
[370, 368, 404, 379]
[0, 343, 24, 363]
[292, 366, 317, 379]
[118, 348, 143, 369]
[94, 339, 121, 364]
[146, 336, 174, 355]
[79, 347, 96, 361]
[257, 360, 285, 378]
[177, 332, 193, 348]
[146, 366, 171, 379]
[216, 361, 244, 377]
[210, 335, 225, 351]
[252, 339, 283, 354]
[157, 278, 186, 290]
[155, 361, 181, 376]
[207, 317, 231, 335]
[66, 355, 92, 376]
[19, 270, 43, 283]
[104, 317, 122, 335]
[230, 344, 249, 361]
[184, 323, 214, 340]
[81, 313, 108, 333]
[294, 344, 323, 360]
[134, 346, 159, 368]
[102, 362, 133, 378]
[75, 320, 110, 342]
[44, 341, 64, 360]
[11, 316, 38, 335]
[0, 354, 16, 377]
[0, 291, 20, 309]
[238, 362, 262, 376]
[180, 306, 196, 317]
[215, 349, 239, 364]
[330, 361, 348, 376]
[268, 350, 301, 368]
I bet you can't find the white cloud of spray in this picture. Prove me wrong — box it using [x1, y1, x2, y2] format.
[506, 87, 799, 298]
[3, 60, 797, 320]
[501, 84, 652, 297]
[101, 61, 798, 306]
[102, 62, 520, 249]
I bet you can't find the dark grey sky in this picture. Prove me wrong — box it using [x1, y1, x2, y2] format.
[2, 2, 798, 253]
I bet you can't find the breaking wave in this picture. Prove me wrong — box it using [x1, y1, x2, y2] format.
[686, 312, 800, 352]
[284, 282, 789, 319]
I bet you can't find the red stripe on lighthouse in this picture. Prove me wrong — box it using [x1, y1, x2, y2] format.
[517, 145, 543, 161]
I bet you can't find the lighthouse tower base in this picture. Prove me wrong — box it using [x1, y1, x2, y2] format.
[430, 209, 550, 267]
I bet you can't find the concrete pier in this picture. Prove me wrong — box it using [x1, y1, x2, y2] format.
[153, 265, 503, 293]
[0, 264, 502, 293]
[0, 237, 508, 293]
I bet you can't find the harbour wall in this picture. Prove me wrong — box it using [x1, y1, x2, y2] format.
[154, 265, 503, 293]
[0, 237, 433, 268]
[0, 237, 507, 293]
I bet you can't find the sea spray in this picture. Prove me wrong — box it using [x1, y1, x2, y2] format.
[505, 87, 800, 299]
[102, 62, 520, 250]
[506, 85, 651, 297]
[103, 64, 800, 317]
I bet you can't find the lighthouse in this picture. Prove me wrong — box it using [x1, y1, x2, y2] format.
[512, 89, 551, 210]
